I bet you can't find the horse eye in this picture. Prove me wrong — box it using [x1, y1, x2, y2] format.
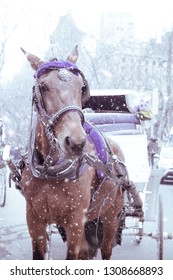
[40, 84, 49, 93]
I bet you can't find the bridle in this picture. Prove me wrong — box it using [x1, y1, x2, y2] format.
[28, 61, 89, 179]
[33, 79, 85, 147]
[32, 61, 87, 144]
[33, 59, 91, 146]
[28, 61, 127, 183]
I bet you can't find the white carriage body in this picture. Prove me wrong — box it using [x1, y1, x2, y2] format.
[84, 89, 151, 191]
[107, 133, 150, 190]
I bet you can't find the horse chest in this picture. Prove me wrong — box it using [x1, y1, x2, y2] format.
[25, 177, 90, 223]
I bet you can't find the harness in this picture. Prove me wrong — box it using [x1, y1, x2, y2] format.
[8, 61, 129, 190]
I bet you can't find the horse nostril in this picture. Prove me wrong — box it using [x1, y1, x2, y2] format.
[65, 136, 71, 147]
[64, 136, 86, 155]
[76, 139, 86, 151]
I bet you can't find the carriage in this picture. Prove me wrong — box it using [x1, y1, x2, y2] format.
[7, 46, 173, 260]
[83, 89, 171, 260]
[46, 88, 172, 260]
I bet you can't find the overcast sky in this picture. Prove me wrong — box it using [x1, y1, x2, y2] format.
[1, 0, 173, 79]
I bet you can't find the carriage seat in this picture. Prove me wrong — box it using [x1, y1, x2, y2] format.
[85, 113, 140, 133]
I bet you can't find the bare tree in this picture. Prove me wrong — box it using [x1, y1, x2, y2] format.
[0, 4, 16, 78]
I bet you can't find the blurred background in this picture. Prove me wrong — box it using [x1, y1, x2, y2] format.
[1, 0, 173, 149]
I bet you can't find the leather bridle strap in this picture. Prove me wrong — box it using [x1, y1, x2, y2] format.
[33, 80, 85, 128]
[48, 105, 85, 126]
[31, 79, 85, 175]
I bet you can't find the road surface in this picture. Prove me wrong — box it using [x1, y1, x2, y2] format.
[0, 173, 173, 260]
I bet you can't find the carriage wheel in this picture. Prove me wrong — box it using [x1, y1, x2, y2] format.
[0, 167, 7, 207]
[157, 194, 164, 260]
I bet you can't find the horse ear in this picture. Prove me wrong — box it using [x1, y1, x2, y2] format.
[66, 45, 79, 64]
[20, 47, 44, 70]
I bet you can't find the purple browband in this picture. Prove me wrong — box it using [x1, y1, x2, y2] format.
[34, 61, 79, 79]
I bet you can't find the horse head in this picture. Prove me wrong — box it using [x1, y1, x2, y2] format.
[22, 46, 90, 160]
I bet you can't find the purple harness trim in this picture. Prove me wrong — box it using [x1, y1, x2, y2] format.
[34, 61, 79, 79]
[52, 122, 107, 180]
[84, 122, 107, 180]
[84, 122, 107, 163]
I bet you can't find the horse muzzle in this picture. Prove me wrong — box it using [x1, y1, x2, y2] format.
[64, 135, 87, 158]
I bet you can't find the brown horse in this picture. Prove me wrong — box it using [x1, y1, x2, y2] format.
[20, 46, 125, 260]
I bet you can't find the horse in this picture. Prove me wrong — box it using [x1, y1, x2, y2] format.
[20, 45, 126, 260]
